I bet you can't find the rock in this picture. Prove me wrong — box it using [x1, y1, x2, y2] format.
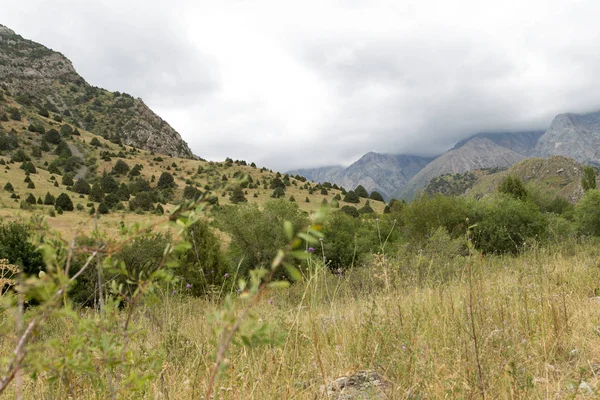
[320, 370, 385, 399]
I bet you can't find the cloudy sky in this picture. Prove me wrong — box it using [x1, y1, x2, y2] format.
[4, 0, 600, 170]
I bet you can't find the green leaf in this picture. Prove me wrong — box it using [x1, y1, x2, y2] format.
[267, 281, 290, 289]
[297, 232, 318, 244]
[285, 264, 302, 281]
[284, 220, 294, 241]
[271, 250, 285, 269]
[289, 250, 310, 260]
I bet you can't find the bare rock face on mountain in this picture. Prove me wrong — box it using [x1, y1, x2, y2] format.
[534, 111, 600, 166]
[290, 153, 432, 200]
[0, 24, 195, 159]
[397, 138, 525, 200]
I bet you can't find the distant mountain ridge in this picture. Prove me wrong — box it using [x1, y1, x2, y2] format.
[289, 153, 433, 200]
[296, 109, 600, 202]
[0, 24, 195, 159]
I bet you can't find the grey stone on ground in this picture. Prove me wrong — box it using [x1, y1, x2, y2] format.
[320, 370, 385, 399]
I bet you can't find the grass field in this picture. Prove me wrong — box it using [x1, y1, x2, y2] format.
[2, 239, 600, 399]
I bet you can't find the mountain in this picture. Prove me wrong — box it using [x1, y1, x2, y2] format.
[534, 111, 600, 166]
[453, 130, 544, 155]
[290, 153, 433, 200]
[0, 24, 195, 159]
[396, 137, 526, 200]
[426, 156, 587, 204]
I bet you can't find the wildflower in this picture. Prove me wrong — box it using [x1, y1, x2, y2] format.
[308, 247, 315, 253]
[211, 270, 215, 274]
[172, 290, 177, 295]
[269, 299, 274, 305]
[402, 345, 406, 350]
[186, 283, 192, 289]
[224, 273, 229, 278]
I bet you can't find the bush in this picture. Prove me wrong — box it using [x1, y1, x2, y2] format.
[25, 193, 37, 205]
[129, 192, 155, 211]
[73, 178, 91, 194]
[44, 129, 61, 144]
[112, 159, 130, 175]
[343, 190, 360, 203]
[322, 212, 375, 270]
[230, 186, 247, 203]
[498, 175, 528, 200]
[471, 194, 546, 254]
[0, 221, 44, 274]
[177, 220, 230, 295]
[354, 185, 369, 198]
[44, 192, 55, 205]
[4, 182, 13, 192]
[97, 202, 109, 214]
[12, 149, 29, 163]
[100, 173, 119, 194]
[340, 205, 359, 218]
[89, 183, 105, 202]
[183, 185, 202, 201]
[55, 193, 74, 211]
[582, 166, 597, 192]
[575, 189, 600, 236]
[216, 200, 308, 276]
[103, 193, 120, 209]
[20, 161, 37, 174]
[157, 172, 176, 189]
[369, 191, 384, 202]
[90, 137, 101, 147]
[271, 187, 285, 199]
[61, 173, 74, 186]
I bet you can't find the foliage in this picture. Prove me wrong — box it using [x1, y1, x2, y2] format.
[157, 172, 176, 189]
[354, 185, 369, 198]
[129, 192, 155, 211]
[55, 193, 74, 211]
[471, 194, 546, 254]
[369, 191, 384, 202]
[340, 205, 359, 218]
[112, 159, 130, 175]
[44, 128, 61, 144]
[575, 189, 600, 236]
[216, 200, 308, 275]
[498, 175, 528, 200]
[0, 220, 44, 274]
[322, 211, 375, 270]
[343, 190, 360, 203]
[73, 178, 91, 194]
[230, 186, 247, 204]
[582, 166, 596, 192]
[44, 192, 56, 205]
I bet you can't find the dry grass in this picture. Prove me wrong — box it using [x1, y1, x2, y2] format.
[5, 242, 600, 399]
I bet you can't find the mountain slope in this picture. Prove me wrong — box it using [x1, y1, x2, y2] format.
[453, 131, 544, 155]
[397, 138, 525, 200]
[534, 111, 600, 166]
[290, 153, 433, 200]
[0, 24, 195, 159]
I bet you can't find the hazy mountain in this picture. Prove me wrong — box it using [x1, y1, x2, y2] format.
[397, 137, 526, 200]
[289, 152, 433, 200]
[453, 130, 544, 155]
[534, 111, 600, 166]
[0, 24, 195, 158]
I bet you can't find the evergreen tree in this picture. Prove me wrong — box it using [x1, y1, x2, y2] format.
[354, 185, 369, 198]
[343, 190, 360, 203]
[582, 166, 597, 192]
[55, 193, 74, 211]
[230, 186, 247, 203]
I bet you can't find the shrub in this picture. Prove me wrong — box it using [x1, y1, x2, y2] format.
[471, 194, 546, 254]
[61, 173, 74, 186]
[12, 149, 29, 163]
[582, 166, 597, 192]
[112, 159, 130, 175]
[20, 161, 37, 174]
[97, 202, 109, 214]
[25, 193, 37, 205]
[44, 129, 61, 144]
[177, 220, 230, 295]
[55, 193, 74, 211]
[27, 181, 35, 189]
[340, 205, 359, 218]
[358, 201, 374, 214]
[4, 182, 13, 192]
[183, 185, 202, 201]
[230, 186, 247, 203]
[54, 141, 72, 158]
[117, 183, 130, 201]
[498, 175, 528, 200]
[59, 124, 73, 136]
[44, 192, 56, 205]
[575, 189, 600, 236]
[0, 221, 44, 274]
[369, 191, 384, 202]
[216, 200, 308, 276]
[8, 107, 21, 121]
[343, 190, 360, 203]
[129, 192, 155, 211]
[100, 173, 119, 194]
[271, 187, 285, 199]
[73, 178, 91, 194]
[103, 193, 120, 209]
[90, 137, 101, 147]
[354, 185, 369, 198]
[157, 172, 176, 189]
[322, 212, 375, 270]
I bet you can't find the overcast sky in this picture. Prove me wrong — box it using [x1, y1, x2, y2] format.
[4, 0, 600, 170]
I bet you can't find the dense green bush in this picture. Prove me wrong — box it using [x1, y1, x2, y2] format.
[471, 194, 546, 254]
[340, 205, 359, 218]
[322, 211, 376, 270]
[343, 190, 360, 203]
[216, 200, 308, 276]
[498, 175, 528, 200]
[157, 172, 176, 189]
[112, 159, 130, 175]
[0, 221, 44, 274]
[129, 192, 155, 211]
[354, 185, 369, 198]
[55, 193, 74, 211]
[582, 166, 597, 192]
[44, 129, 61, 144]
[575, 189, 600, 236]
[44, 192, 55, 205]
[73, 178, 91, 194]
[177, 220, 230, 295]
[369, 191, 384, 202]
